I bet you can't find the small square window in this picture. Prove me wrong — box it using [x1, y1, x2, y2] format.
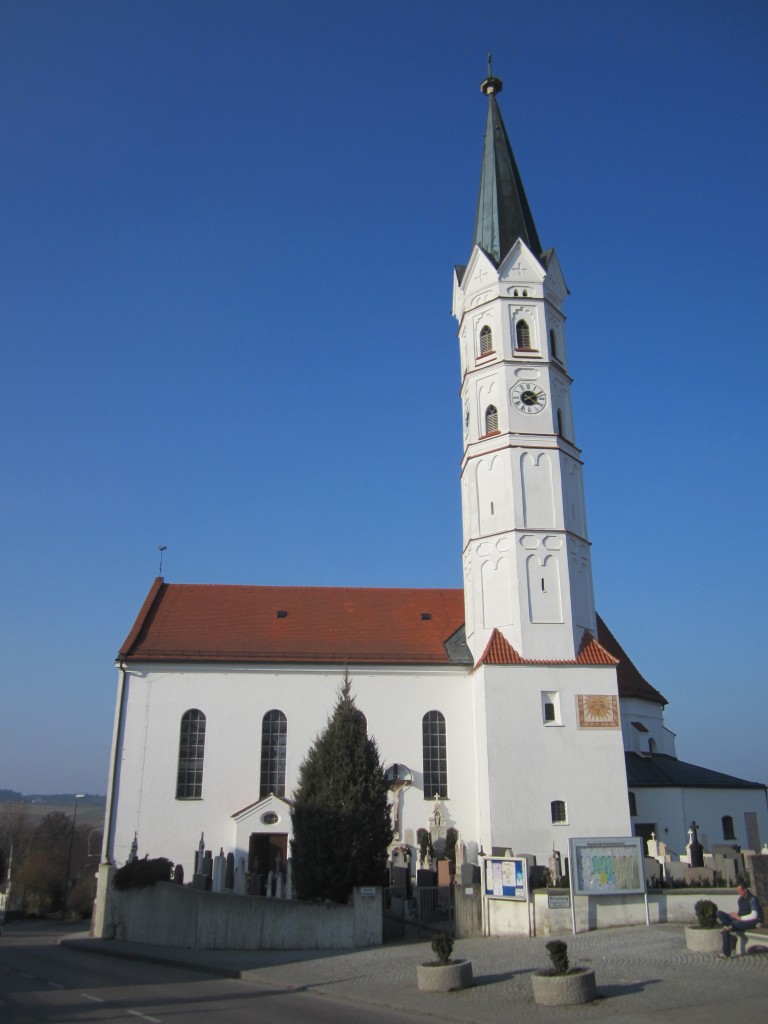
[542, 691, 561, 725]
[551, 800, 567, 824]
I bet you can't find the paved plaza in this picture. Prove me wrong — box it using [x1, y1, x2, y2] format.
[64, 923, 768, 1023]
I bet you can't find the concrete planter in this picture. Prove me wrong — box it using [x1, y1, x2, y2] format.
[416, 959, 474, 992]
[685, 925, 722, 954]
[531, 967, 596, 1006]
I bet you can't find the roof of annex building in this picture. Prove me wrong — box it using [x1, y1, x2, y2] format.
[626, 752, 766, 790]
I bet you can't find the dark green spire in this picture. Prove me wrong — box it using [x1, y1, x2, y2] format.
[472, 72, 542, 265]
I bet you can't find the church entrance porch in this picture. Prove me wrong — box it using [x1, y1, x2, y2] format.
[248, 832, 288, 896]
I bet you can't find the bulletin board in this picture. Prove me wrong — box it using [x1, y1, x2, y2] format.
[483, 857, 528, 901]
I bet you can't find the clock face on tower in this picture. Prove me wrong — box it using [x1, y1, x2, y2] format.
[511, 382, 547, 414]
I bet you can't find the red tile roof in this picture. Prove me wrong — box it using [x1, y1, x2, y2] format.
[478, 630, 524, 664]
[118, 580, 667, 704]
[119, 579, 468, 665]
[476, 627, 618, 667]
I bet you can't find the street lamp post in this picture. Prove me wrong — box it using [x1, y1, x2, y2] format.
[65, 794, 86, 894]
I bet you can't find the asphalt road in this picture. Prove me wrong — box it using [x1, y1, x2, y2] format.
[5, 916, 768, 1024]
[0, 919, 422, 1024]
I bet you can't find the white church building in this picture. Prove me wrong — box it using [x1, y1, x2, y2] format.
[101, 72, 767, 884]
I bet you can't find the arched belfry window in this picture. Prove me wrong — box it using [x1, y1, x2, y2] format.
[176, 709, 206, 799]
[516, 319, 532, 349]
[485, 405, 499, 434]
[722, 815, 735, 840]
[479, 324, 493, 354]
[422, 711, 448, 798]
[260, 709, 287, 798]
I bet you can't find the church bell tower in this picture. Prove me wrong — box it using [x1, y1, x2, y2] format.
[453, 71, 596, 662]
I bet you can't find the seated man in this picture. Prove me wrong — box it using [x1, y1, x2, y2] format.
[716, 881, 763, 958]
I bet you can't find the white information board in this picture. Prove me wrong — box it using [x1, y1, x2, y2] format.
[568, 836, 646, 896]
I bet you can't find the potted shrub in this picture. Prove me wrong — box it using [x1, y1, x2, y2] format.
[531, 939, 596, 1006]
[685, 898, 721, 953]
[416, 932, 474, 992]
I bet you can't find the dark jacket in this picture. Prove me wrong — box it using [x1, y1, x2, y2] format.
[736, 891, 763, 924]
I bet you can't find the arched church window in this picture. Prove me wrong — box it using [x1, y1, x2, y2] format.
[557, 409, 565, 438]
[479, 324, 493, 354]
[485, 405, 499, 434]
[722, 815, 735, 840]
[260, 709, 287, 798]
[551, 800, 567, 824]
[648, 737, 657, 754]
[176, 709, 206, 799]
[422, 710, 448, 798]
[516, 319, 532, 349]
[628, 791, 637, 816]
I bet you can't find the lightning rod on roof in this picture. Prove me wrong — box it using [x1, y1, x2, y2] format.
[158, 545, 167, 574]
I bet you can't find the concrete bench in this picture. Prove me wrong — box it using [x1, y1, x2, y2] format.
[731, 926, 768, 956]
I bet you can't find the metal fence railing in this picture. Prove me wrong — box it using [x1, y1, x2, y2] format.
[416, 885, 454, 938]
[382, 884, 406, 941]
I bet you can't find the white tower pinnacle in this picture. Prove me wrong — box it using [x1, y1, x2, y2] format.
[453, 74, 596, 662]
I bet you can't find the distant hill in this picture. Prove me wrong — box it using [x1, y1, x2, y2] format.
[0, 792, 106, 829]
[0, 791, 105, 806]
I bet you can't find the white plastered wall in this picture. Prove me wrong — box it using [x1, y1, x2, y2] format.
[109, 661, 479, 874]
[479, 662, 631, 859]
[630, 785, 768, 856]
[621, 697, 675, 755]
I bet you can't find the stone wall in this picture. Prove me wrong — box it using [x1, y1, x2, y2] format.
[92, 867, 382, 950]
[531, 888, 746, 936]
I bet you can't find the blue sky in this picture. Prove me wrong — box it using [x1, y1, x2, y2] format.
[2, 0, 766, 795]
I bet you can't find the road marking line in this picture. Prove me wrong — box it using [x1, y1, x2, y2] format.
[20, 972, 34, 979]
[81, 993, 105, 1002]
[48, 981, 65, 989]
[127, 1011, 161, 1023]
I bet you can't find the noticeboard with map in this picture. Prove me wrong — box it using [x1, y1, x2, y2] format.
[569, 837, 645, 896]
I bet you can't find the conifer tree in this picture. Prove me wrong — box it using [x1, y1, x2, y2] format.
[290, 672, 392, 902]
